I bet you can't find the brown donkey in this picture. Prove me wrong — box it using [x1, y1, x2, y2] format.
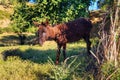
[33, 18, 93, 64]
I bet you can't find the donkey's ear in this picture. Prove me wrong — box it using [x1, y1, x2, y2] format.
[41, 19, 49, 27]
[33, 21, 40, 27]
[41, 22, 46, 26]
[45, 19, 49, 25]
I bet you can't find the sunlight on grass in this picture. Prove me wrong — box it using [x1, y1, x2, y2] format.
[0, 57, 52, 80]
[0, 40, 92, 80]
[0, 40, 87, 62]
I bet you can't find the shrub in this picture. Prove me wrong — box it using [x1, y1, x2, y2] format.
[48, 57, 82, 80]
[101, 62, 120, 80]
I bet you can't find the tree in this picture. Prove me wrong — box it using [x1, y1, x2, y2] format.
[11, 0, 93, 45]
[95, 0, 120, 66]
[12, 0, 93, 25]
[33, 0, 92, 24]
[11, 3, 31, 45]
[90, 0, 120, 79]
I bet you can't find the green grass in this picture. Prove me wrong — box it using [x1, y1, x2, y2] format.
[0, 33, 90, 80]
[0, 40, 86, 63]
[0, 33, 100, 80]
[0, 57, 52, 80]
[0, 34, 119, 80]
[0, 41, 87, 80]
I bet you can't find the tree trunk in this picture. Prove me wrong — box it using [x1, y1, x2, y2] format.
[18, 33, 26, 45]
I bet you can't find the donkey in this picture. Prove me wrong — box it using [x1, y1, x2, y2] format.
[33, 18, 93, 64]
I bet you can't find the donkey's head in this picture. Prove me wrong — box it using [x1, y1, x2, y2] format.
[33, 20, 52, 46]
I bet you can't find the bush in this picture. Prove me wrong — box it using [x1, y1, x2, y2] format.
[48, 57, 82, 80]
[26, 26, 37, 33]
[101, 62, 120, 80]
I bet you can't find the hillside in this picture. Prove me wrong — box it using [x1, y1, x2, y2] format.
[0, 5, 13, 28]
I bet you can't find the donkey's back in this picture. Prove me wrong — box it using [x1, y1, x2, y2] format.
[60, 18, 92, 42]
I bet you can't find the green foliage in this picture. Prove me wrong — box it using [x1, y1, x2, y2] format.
[48, 57, 81, 80]
[101, 62, 116, 78]
[11, 0, 93, 33]
[0, 27, 14, 34]
[101, 62, 120, 80]
[11, 3, 31, 33]
[98, 0, 115, 10]
[26, 26, 37, 33]
[0, 10, 11, 19]
[33, 0, 91, 23]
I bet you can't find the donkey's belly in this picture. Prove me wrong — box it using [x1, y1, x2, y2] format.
[66, 34, 83, 43]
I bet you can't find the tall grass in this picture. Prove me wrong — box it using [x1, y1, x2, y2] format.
[48, 56, 81, 80]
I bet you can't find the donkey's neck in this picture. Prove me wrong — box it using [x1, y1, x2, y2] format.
[49, 26, 61, 38]
[47, 26, 59, 40]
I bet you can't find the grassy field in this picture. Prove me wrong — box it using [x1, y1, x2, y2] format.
[0, 34, 120, 80]
[0, 33, 93, 80]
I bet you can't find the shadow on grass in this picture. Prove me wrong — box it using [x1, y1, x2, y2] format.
[1, 45, 97, 79]
[0, 35, 19, 46]
[0, 34, 36, 46]
[1, 46, 87, 64]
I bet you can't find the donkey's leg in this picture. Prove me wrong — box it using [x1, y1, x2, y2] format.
[62, 44, 66, 61]
[56, 44, 62, 64]
[83, 35, 91, 55]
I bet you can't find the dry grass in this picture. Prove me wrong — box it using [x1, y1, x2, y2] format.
[0, 5, 13, 28]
